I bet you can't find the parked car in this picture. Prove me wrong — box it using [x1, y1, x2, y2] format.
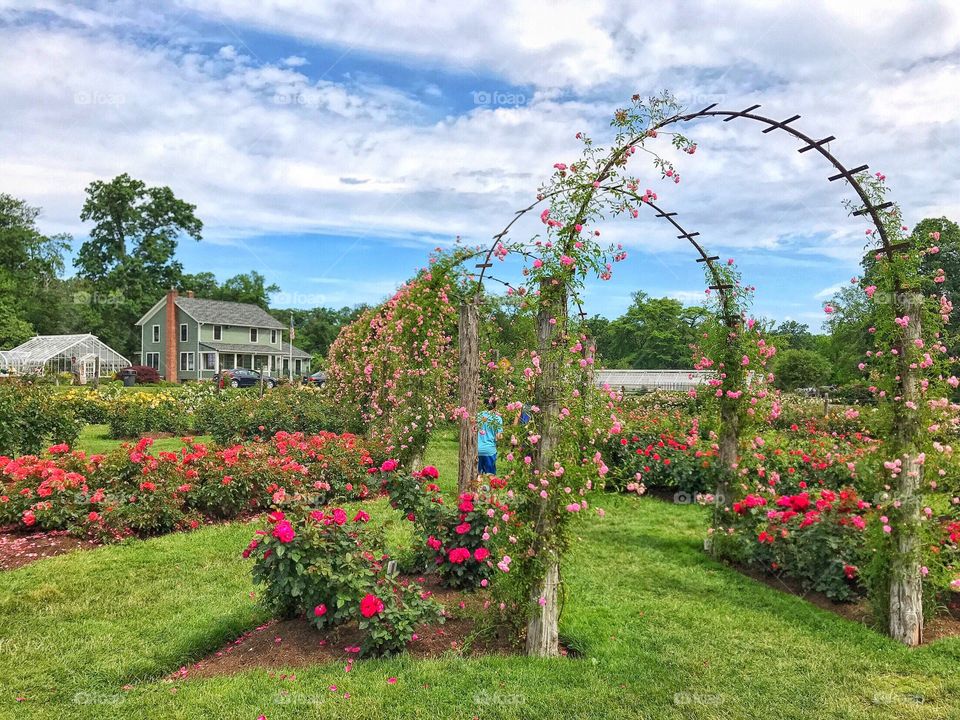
[214, 369, 277, 389]
[303, 370, 326, 386]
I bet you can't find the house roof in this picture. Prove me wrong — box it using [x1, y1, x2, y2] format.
[200, 341, 312, 359]
[281, 341, 312, 359]
[136, 295, 285, 329]
[176, 297, 285, 328]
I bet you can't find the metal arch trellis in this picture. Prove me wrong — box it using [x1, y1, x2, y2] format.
[651, 103, 904, 265]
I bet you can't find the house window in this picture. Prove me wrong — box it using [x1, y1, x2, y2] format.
[179, 352, 194, 371]
[202, 352, 217, 370]
[271, 329, 277, 344]
[180, 324, 188, 342]
[295, 359, 302, 375]
[250, 328, 258, 343]
[145, 352, 159, 369]
[213, 325, 222, 340]
[152, 325, 160, 343]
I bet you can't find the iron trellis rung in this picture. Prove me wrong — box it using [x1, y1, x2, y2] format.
[696, 256, 720, 263]
[694, 103, 718, 115]
[853, 201, 894, 217]
[475, 263, 493, 268]
[762, 114, 801, 133]
[887, 241, 911, 252]
[710, 284, 734, 290]
[655, 211, 677, 218]
[828, 164, 869, 182]
[677, 232, 701, 240]
[723, 104, 761, 121]
[798, 135, 836, 153]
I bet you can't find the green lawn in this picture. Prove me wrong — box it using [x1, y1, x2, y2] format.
[2, 432, 958, 719]
[75, 424, 214, 455]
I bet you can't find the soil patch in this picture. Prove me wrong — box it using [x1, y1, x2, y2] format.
[174, 577, 560, 679]
[0, 528, 100, 570]
[736, 562, 960, 644]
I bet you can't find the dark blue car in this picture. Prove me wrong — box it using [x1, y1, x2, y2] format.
[214, 369, 277, 389]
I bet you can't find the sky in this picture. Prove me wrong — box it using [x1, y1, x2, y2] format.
[1, 1, 958, 329]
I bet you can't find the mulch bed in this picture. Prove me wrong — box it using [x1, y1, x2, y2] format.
[172, 578, 534, 680]
[737, 563, 960, 644]
[0, 527, 100, 570]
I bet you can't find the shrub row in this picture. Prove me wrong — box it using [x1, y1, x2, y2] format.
[0, 431, 386, 540]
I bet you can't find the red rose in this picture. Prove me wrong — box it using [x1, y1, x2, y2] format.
[458, 499, 474, 513]
[427, 535, 442, 550]
[314, 604, 327, 617]
[420, 465, 439, 479]
[448, 547, 471, 564]
[380, 459, 398, 473]
[87, 511, 100, 523]
[22, 510, 36, 526]
[267, 510, 285, 524]
[454, 522, 471, 534]
[353, 510, 370, 523]
[474, 547, 490, 561]
[332, 508, 347, 525]
[360, 593, 385, 618]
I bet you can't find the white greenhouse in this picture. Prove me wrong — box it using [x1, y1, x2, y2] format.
[594, 369, 712, 392]
[0, 334, 131, 382]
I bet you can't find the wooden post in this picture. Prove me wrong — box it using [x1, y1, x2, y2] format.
[526, 279, 566, 657]
[716, 395, 739, 508]
[457, 297, 480, 494]
[92, 356, 100, 388]
[714, 330, 740, 518]
[889, 291, 923, 646]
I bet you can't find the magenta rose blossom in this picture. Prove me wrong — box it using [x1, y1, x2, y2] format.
[272, 520, 295, 543]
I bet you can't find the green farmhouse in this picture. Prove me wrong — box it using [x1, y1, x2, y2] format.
[135, 290, 311, 382]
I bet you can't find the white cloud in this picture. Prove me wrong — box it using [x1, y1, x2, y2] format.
[0, 0, 957, 312]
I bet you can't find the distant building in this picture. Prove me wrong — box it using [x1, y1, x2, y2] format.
[135, 290, 311, 382]
[594, 369, 711, 393]
[0, 334, 130, 381]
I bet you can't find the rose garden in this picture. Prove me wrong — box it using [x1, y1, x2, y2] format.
[2, 94, 959, 719]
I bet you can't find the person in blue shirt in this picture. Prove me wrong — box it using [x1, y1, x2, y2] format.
[477, 397, 504, 475]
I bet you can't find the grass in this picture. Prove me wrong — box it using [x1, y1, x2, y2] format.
[75, 424, 214, 455]
[2, 432, 959, 719]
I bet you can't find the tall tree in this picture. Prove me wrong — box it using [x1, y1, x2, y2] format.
[592, 291, 706, 368]
[75, 174, 202, 356]
[0, 194, 71, 345]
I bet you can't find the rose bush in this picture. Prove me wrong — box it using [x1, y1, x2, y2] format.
[245, 502, 443, 656]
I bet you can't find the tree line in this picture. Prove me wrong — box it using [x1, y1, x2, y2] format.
[2, 172, 955, 389]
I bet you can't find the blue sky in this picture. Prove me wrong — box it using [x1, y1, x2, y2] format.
[2, 1, 958, 328]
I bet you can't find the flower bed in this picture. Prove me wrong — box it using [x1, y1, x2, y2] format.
[0, 431, 386, 541]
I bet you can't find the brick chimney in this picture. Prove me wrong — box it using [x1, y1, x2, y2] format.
[165, 289, 178, 383]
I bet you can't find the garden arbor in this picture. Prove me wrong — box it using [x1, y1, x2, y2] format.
[456, 95, 935, 651]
